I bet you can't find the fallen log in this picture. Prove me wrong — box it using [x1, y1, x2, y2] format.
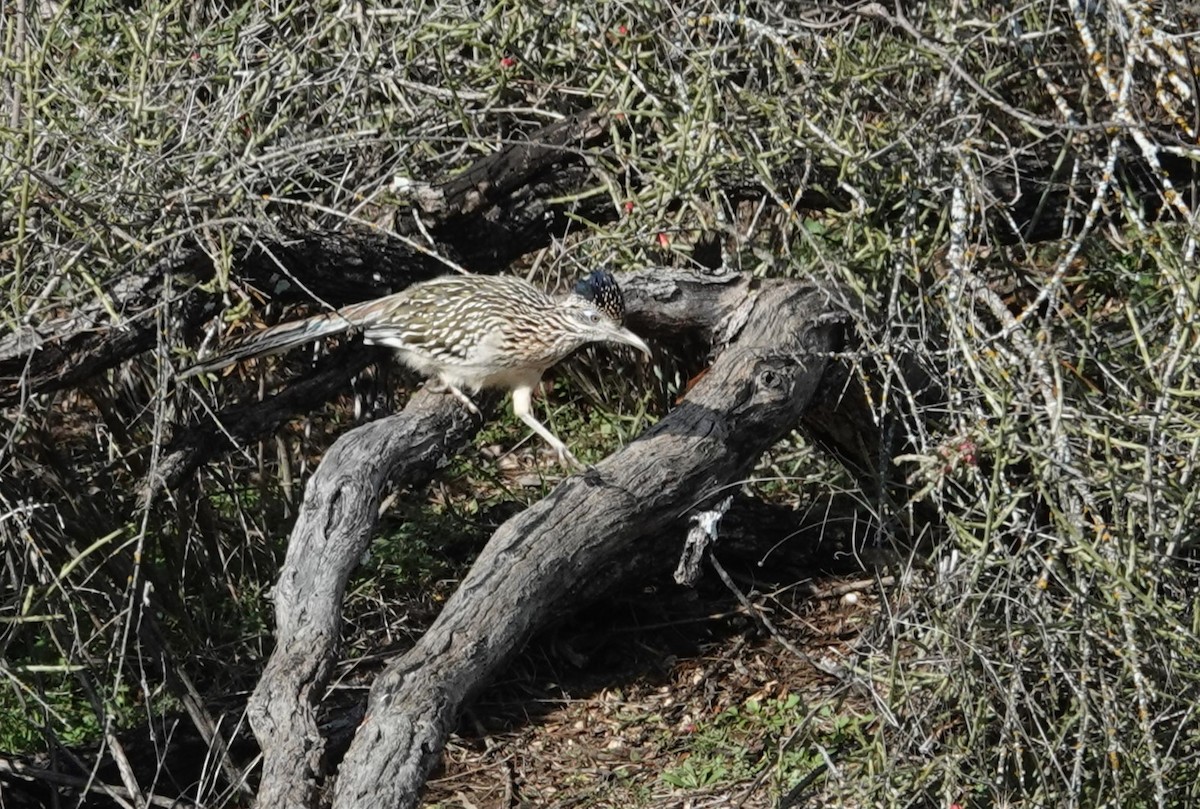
[245, 385, 495, 809]
[243, 278, 846, 808]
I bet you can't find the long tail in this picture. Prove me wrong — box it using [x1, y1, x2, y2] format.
[180, 310, 359, 379]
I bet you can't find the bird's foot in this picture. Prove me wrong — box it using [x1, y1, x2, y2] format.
[434, 381, 480, 415]
[556, 445, 588, 472]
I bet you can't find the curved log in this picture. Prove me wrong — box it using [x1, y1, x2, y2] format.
[242, 269, 774, 809]
[325, 280, 845, 808]
[245, 387, 493, 809]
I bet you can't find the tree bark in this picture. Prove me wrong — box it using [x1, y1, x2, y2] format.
[312, 280, 844, 809]
[245, 386, 494, 809]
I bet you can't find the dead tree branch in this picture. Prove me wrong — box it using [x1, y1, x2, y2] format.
[244, 386, 493, 809]
[242, 279, 846, 808]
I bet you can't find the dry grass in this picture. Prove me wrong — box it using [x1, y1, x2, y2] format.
[3, 0, 1200, 806]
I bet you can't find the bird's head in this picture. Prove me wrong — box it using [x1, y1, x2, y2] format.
[560, 270, 652, 357]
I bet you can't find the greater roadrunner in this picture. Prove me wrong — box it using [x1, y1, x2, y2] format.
[183, 271, 651, 468]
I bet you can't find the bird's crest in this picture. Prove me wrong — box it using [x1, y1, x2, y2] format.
[571, 270, 626, 324]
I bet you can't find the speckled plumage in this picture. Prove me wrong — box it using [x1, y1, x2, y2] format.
[184, 271, 651, 468]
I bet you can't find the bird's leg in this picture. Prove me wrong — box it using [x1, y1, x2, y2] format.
[511, 385, 584, 470]
[446, 384, 481, 415]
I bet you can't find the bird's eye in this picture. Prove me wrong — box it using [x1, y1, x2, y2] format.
[586, 310, 601, 324]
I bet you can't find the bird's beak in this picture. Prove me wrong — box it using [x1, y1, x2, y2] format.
[612, 327, 652, 358]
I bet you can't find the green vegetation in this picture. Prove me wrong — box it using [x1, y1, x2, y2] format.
[662, 697, 876, 798]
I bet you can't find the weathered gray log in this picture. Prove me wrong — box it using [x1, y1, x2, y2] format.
[327, 280, 845, 809]
[245, 387, 493, 809]
[241, 269, 760, 809]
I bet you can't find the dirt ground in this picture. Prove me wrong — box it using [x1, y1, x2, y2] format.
[419, 565, 882, 808]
